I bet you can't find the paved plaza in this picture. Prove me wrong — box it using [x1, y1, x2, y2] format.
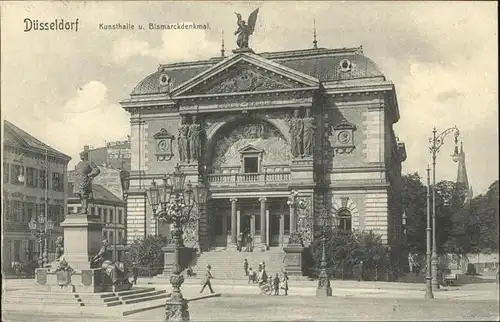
[2, 278, 499, 321]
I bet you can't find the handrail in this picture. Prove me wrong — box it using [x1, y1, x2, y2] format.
[208, 172, 290, 186]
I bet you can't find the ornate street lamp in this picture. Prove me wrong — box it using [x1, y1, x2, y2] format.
[424, 166, 434, 299]
[146, 164, 208, 322]
[316, 208, 334, 297]
[428, 126, 460, 290]
[28, 215, 54, 267]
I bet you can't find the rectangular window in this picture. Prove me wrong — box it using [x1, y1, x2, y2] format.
[109, 231, 114, 244]
[10, 164, 23, 185]
[109, 209, 114, 224]
[11, 200, 22, 222]
[103, 209, 108, 222]
[52, 173, 64, 192]
[117, 231, 122, 244]
[26, 167, 38, 187]
[4, 200, 11, 221]
[118, 210, 123, 224]
[98, 207, 102, 220]
[3, 162, 10, 183]
[244, 157, 259, 173]
[13, 240, 22, 262]
[25, 202, 36, 222]
[91, 207, 96, 216]
[38, 170, 47, 189]
[28, 240, 35, 261]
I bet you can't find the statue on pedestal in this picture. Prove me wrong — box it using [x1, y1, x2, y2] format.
[178, 116, 189, 163]
[290, 109, 303, 158]
[73, 151, 100, 214]
[302, 108, 315, 157]
[188, 115, 201, 163]
[234, 8, 259, 49]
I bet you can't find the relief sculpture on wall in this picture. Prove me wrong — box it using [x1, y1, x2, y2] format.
[295, 196, 313, 247]
[302, 108, 315, 158]
[211, 120, 289, 168]
[290, 109, 303, 158]
[178, 116, 189, 163]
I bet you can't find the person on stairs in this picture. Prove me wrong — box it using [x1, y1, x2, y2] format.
[200, 264, 215, 294]
[244, 258, 249, 276]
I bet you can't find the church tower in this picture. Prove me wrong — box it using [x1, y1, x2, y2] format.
[454, 142, 473, 202]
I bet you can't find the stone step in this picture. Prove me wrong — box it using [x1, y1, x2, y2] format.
[121, 290, 166, 301]
[3, 298, 84, 306]
[122, 293, 169, 305]
[115, 287, 158, 297]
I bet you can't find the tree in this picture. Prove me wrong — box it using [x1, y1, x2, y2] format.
[401, 172, 428, 254]
[466, 180, 499, 253]
[310, 229, 389, 280]
[125, 235, 170, 275]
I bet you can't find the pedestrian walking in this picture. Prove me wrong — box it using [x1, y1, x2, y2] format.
[132, 262, 139, 285]
[248, 268, 257, 284]
[200, 264, 215, 294]
[273, 273, 280, 295]
[281, 272, 289, 296]
[354, 260, 363, 282]
[244, 258, 249, 276]
[237, 232, 244, 252]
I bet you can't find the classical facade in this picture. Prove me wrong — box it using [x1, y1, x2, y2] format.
[2, 120, 71, 270]
[67, 182, 127, 261]
[120, 46, 407, 257]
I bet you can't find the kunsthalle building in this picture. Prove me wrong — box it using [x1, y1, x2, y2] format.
[120, 16, 407, 274]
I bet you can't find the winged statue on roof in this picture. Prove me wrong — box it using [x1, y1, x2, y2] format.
[234, 8, 259, 49]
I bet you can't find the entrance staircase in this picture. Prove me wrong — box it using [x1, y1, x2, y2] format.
[192, 247, 286, 280]
[3, 287, 169, 308]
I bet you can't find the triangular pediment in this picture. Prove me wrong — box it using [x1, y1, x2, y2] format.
[238, 144, 264, 154]
[171, 53, 320, 98]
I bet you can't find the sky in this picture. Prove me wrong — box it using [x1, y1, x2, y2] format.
[1, 1, 498, 195]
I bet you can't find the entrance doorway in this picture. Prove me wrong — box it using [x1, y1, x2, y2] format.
[241, 215, 251, 235]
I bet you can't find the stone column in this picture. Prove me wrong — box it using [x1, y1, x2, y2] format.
[230, 198, 237, 245]
[237, 210, 241, 235]
[289, 198, 296, 233]
[279, 214, 285, 247]
[259, 197, 267, 248]
[250, 215, 255, 240]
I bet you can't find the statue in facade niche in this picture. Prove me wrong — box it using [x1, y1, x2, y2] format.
[234, 8, 259, 49]
[73, 151, 100, 214]
[178, 116, 189, 163]
[302, 108, 315, 157]
[290, 109, 303, 158]
[188, 115, 202, 162]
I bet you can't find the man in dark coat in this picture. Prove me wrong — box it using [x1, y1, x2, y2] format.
[244, 259, 249, 276]
[132, 262, 139, 285]
[273, 273, 280, 295]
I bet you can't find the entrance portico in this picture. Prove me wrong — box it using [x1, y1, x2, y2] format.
[209, 195, 292, 249]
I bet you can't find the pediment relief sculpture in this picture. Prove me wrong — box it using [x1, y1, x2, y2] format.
[203, 67, 293, 94]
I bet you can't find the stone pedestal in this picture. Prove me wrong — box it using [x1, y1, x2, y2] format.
[316, 270, 332, 297]
[60, 213, 105, 271]
[290, 158, 314, 186]
[283, 245, 305, 277]
[161, 245, 195, 276]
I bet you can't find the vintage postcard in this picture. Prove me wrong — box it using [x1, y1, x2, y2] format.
[1, 1, 498, 321]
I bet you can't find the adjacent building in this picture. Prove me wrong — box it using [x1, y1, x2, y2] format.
[67, 182, 127, 261]
[83, 138, 131, 171]
[2, 120, 71, 271]
[120, 43, 407, 267]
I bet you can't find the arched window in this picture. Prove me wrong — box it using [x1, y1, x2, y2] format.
[337, 208, 352, 231]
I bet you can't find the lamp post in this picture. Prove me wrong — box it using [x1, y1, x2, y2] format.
[424, 165, 434, 299]
[28, 213, 55, 267]
[429, 126, 460, 290]
[316, 208, 333, 297]
[146, 165, 208, 322]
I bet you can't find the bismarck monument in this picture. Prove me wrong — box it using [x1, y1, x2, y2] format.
[35, 150, 132, 293]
